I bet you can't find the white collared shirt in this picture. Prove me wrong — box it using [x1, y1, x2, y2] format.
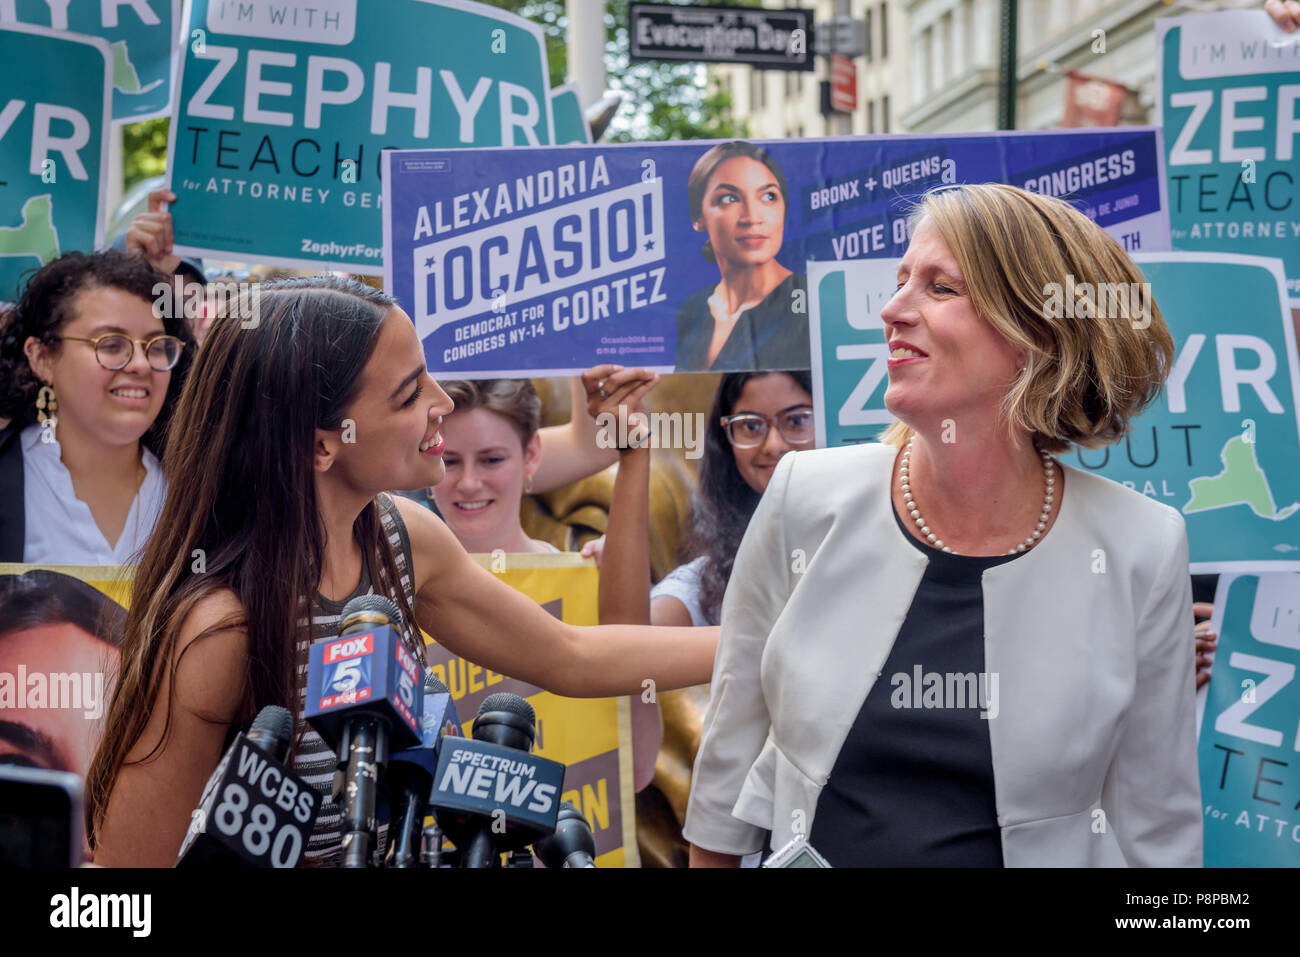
[21, 424, 167, 565]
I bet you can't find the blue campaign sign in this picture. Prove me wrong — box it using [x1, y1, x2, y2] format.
[0, 0, 178, 122]
[1199, 573, 1300, 867]
[0, 22, 111, 302]
[167, 0, 558, 272]
[1157, 10, 1300, 305]
[383, 128, 1170, 376]
[811, 252, 1300, 571]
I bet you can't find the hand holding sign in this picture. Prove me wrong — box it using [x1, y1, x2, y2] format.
[125, 188, 181, 275]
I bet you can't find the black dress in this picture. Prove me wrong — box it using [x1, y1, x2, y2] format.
[673, 273, 809, 372]
[807, 504, 1028, 867]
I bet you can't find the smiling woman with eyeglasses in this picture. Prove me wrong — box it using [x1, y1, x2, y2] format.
[0, 249, 195, 564]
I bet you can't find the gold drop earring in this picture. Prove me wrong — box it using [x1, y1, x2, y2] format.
[35, 384, 58, 442]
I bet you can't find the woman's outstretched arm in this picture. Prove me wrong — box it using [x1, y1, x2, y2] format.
[395, 496, 716, 697]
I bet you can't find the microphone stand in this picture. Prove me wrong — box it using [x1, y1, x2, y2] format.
[339, 717, 388, 868]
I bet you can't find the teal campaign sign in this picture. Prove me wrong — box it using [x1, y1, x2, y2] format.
[1199, 573, 1300, 866]
[0, 0, 179, 122]
[167, 0, 561, 272]
[1157, 10, 1300, 304]
[0, 22, 111, 302]
[808, 257, 898, 445]
[549, 84, 591, 146]
[810, 253, 1300, 571]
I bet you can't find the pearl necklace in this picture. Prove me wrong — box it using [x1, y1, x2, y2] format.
[898, 439, 1056, 555]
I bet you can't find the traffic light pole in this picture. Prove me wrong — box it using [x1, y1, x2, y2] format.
[997, 0, 1018, 129]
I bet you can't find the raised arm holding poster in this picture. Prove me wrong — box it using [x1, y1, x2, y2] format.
[0, 22, 112, 302]
[382, 128, 1170, 377]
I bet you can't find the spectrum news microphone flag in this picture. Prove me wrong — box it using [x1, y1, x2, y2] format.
[431, 692, 565, 867]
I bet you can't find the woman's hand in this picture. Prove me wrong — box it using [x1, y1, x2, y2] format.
[125, 188, 182, 275]
[527, 367, 655, 494]
[1266, 0, 1300, 30]
[1194, 601, 1217, 690]
[581, 364, 659, 452]
[579, 534, 605, 567]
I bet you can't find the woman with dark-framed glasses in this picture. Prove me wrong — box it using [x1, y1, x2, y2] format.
[0, 249, 195, 563]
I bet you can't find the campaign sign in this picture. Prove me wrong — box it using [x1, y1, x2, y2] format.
[383, 128, 1169, 376]
[549, 84, 591, 146]
[0, 0, 179, 121]
[809, 253, 1300, 571]
[1156, 10, 1300, 305]
[1198, 574, 1300, 867]
[0, 22, 111, 303]
[166, 0, 558, 272]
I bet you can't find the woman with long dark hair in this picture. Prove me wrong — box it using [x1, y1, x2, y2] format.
[0, 250, 194, 563]
[85, 276, 715, 866]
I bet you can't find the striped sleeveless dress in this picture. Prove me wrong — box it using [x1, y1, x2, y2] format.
[292, 493, 424, 867]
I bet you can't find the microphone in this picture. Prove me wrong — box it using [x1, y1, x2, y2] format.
[533, 801, 597, 868]
[176, 705, 320, 868]
[430, 692, 565, 868]
[305, 594, 423, 867]
[383, 674, 462, 868]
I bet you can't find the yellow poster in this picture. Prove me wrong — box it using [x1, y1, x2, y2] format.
[426, 553, 638, 868]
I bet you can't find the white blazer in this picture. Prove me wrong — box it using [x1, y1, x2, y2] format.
[682, 442, 1203, 867]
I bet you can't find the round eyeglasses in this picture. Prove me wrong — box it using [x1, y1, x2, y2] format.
[58, 333, 185, 372]
[721, 408, 815, 448]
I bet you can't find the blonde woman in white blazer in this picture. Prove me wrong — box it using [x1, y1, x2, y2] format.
[684, 184, 1202, 867]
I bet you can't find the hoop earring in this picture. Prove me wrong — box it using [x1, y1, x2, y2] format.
[35, 384, 57, 425]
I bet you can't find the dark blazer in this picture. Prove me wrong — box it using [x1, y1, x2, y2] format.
[0, 421, 24, 562]
[674, 273, 809, 373]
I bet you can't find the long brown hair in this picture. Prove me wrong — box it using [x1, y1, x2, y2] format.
[85, 276, 419, 845]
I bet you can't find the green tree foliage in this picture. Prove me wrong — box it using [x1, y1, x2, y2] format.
[122, 116, 169, 194]
[597, 0, 749, 141]
[483, 0, 748, 141]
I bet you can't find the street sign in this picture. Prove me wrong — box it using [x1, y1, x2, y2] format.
[813, 13, 865, 57]
[629, 3, 814, 71]
[830, 54, 856, 112]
